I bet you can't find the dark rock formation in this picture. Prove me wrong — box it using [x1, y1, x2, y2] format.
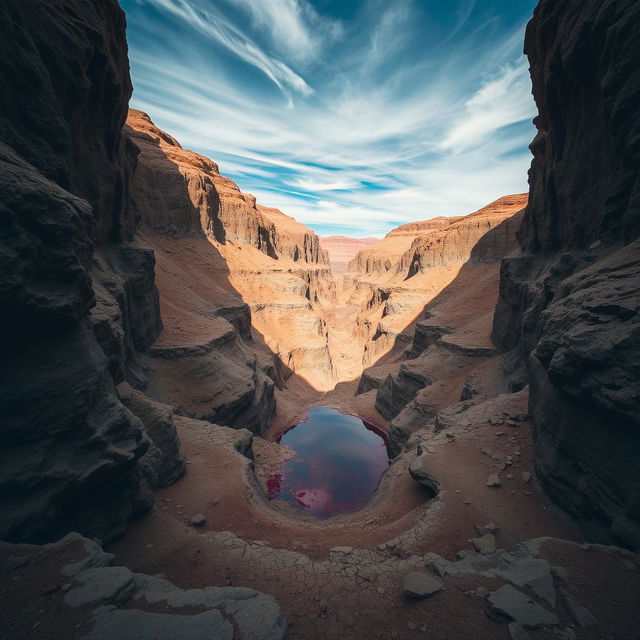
[492, 0, 640, 549]
[0, 0, 178, 543]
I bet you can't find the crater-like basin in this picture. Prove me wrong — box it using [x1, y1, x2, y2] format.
[267, 406, 389, 517]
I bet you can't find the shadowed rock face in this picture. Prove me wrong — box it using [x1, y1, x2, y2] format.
[0, 0, 181, 543]
[123, 110, 337, 401]
[492, 0, 640, 549]
[125, 109, 329, 266]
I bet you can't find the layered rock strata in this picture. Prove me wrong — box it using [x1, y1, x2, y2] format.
[491, 0, 640, 549]
[0, 0, 182, 543]
[336, 196, 526, 388]
[124, 111, 336, 405]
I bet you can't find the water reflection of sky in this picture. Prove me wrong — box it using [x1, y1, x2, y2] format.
[267, 407, 389, 517]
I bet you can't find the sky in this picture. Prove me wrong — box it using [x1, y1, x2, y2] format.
[121, 0, 538, 237]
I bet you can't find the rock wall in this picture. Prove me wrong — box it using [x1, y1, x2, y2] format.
[125, 111, 336, 399]
[348, 218, 457, 277]
[126, 109, 329, 266]
[397, 195, 527, 278]
[0, 0, 184, 543]
[491, 0, 640, 549]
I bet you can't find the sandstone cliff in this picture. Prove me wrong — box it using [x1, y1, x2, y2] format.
[124, 110, 336, 401]
[397, 195, 527, 278]
[0, 0, 184, 543]
[348, 218, 457, 277]
[333, 196, 526, 382]
[348, 197, 527, 453]
[491, 0, 640, 549]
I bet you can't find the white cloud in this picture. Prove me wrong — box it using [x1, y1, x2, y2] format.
[126, 0, 537, 237]
[141, 0, 313, 104]
[438, 62, 535, 154]
[222, 0, 342, 64]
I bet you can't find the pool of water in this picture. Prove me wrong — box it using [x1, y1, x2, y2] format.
[266, 406, 390, 518]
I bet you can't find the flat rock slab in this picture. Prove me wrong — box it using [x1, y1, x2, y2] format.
[83, 607, 233, 640]
[564, 594, 598, 627]
[402, 572, 443, 599]
[508, 622, 531, 640]
[65, 567, 135, 608]
[488, 585, 559, 629]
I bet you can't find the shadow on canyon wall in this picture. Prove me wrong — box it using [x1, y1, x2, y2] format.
[352, 212, 523, 385]
[123, 125, 326, 431]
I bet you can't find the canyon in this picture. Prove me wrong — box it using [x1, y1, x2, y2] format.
[0, 0, 639, 639]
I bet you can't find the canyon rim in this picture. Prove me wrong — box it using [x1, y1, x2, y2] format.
[0, 1, 639, 640]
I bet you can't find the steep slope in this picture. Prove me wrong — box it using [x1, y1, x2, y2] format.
[398, 194, 528, 277]
[320, 235, 379, 274]
[333, 196, 527, 380]
[348, 217, 458, 277]
[125, 110, 336, 405]
[491, 0, 640, 550]
[0, 0, 185, 543]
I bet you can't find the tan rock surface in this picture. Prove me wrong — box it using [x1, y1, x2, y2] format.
[319, 235, 379, 274]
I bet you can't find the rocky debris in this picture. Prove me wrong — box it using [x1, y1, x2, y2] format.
[522, 472, 532, 484]
[2, 533, 287, 640]
[401, 571, 443, 599]
[423, 542, 558, 609]
[189, 514, 207, 527]
[475, 523, 498, 536]
[486, 474, 501, 488]
[562, 592, 598, 628]
[487, 585, 559, 629]
[331, 547, 354, 554]
[470, 534, 496, 555]
[491, 0, 640, 549]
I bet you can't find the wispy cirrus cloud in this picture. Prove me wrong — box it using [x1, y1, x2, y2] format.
[123, 0, 538, 236]
[138, 0, 313, 104]
[221, 0, 342, 64]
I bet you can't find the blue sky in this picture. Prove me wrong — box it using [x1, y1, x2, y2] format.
[122, 0, 538, 237]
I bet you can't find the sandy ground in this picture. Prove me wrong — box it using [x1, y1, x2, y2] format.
[103, 241, 640, 639]
[105, 377, 627, 640]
